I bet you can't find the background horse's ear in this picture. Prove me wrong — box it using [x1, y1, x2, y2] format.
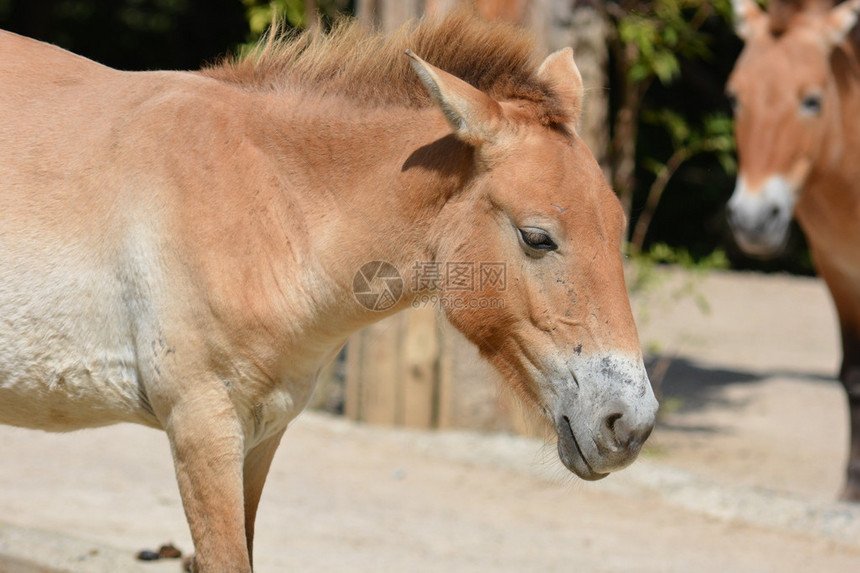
[536, 48, 583, 132]
[821, 0, 860, 48]
[732, 0, 767, 41]
[406, 50, 502, 146]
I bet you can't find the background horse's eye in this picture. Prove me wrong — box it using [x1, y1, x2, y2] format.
[726, 91, 739, 114]
[519, 228, 558, 253]
[800, 93, 822, 116]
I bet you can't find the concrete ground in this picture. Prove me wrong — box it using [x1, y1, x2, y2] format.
[2, 269, 860, 572]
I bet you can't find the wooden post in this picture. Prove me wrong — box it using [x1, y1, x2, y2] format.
[399, 306, 439, 427]
[345, 316, 403, 426]
[359, 318, 402, 425]
[438, 323, 508, 432]
[528, 0, 609, 169]
[344, 332, 363, 421]
[357, 0, 379, 28]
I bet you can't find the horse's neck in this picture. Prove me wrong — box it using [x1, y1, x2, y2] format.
[261, 99, 462, 338]
[797, 49, 860, 269]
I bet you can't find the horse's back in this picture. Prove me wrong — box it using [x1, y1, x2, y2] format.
[0, 31, 117, 132]
[0, 30, 128, 217]
[0, 29, 109, 77]
[0, 31, 304, 433]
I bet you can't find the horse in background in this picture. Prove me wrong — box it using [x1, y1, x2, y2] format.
[727, 0, 860, 499]
[0, 9, 657, 571]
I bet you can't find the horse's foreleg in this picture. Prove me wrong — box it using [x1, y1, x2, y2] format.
[840, 325, 860, 501]
[164, 397, 251, 573]
[812, 255, 860, 501]
[243, 428, 286, 568]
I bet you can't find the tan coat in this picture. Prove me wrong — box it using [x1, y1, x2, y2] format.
[0, 11, 656, 571]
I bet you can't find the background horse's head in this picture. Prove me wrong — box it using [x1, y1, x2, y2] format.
[409, 47, 657, 480]
[727, 0, 860, 256]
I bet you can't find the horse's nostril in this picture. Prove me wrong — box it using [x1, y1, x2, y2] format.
[768, 205, 781, 221]
[726, 204, 738, 226]
[640, 423, 654, 444]
[603, 409, 654, 451]
[604, 412, 624, 447]
[605, 412, 622, 433]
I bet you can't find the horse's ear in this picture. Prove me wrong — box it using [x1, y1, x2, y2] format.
[732, 0, 767, 41]
[821, 0, 860, 48]
[536, 48, 583, 129]
[406, 50, 502, 146]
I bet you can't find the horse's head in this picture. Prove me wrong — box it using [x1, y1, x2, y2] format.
[727, 0, 860, 256]
[408, 49, 657, 480]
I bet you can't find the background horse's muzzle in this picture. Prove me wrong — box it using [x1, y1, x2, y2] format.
[727, 176, 796, 257]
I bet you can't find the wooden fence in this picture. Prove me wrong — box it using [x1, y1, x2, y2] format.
[313, 306, 551, 438]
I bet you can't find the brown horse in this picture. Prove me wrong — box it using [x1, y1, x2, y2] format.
[728, 0, 860, 499]
[0, 10, 657, 571]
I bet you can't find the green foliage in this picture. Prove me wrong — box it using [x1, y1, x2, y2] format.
[642, 110, 735, 175]
[242, 0, 351, 39]
[626, 242, 729, 323]
[617, 0, 731, 85]
[701, 114, 737, 174]
[627, 242, 729, 297]
[243, 0, 307, 34]
[630, 110, 735, 251]
[607, 0, 743, 258]
[634, 242, 730, 271]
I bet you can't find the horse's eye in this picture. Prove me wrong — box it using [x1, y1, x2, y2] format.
[518, 227, 558, 254]
[800, 93, 822, 116]
[726, 91, 739, 114]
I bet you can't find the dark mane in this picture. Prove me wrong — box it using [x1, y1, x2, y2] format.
[202, 8, 571, 126]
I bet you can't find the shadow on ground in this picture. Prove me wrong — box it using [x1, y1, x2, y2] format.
[645, 355, 838, 416]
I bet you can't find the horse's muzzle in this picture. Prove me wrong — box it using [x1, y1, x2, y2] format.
[555, 416, 609, 481]
[727, 175, 796, 258]
[553, 354, 658, 479]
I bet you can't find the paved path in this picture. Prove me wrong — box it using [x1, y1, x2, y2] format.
[2, 270, 859, 572]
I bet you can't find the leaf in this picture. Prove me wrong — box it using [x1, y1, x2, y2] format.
[643, 157, 665, 176]
[629, 62, 653, 83]
[652, 52, 681, 84]
[717, 151, 738, 175]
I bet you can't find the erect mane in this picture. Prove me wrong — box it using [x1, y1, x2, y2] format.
[202, 8, 571, 127]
